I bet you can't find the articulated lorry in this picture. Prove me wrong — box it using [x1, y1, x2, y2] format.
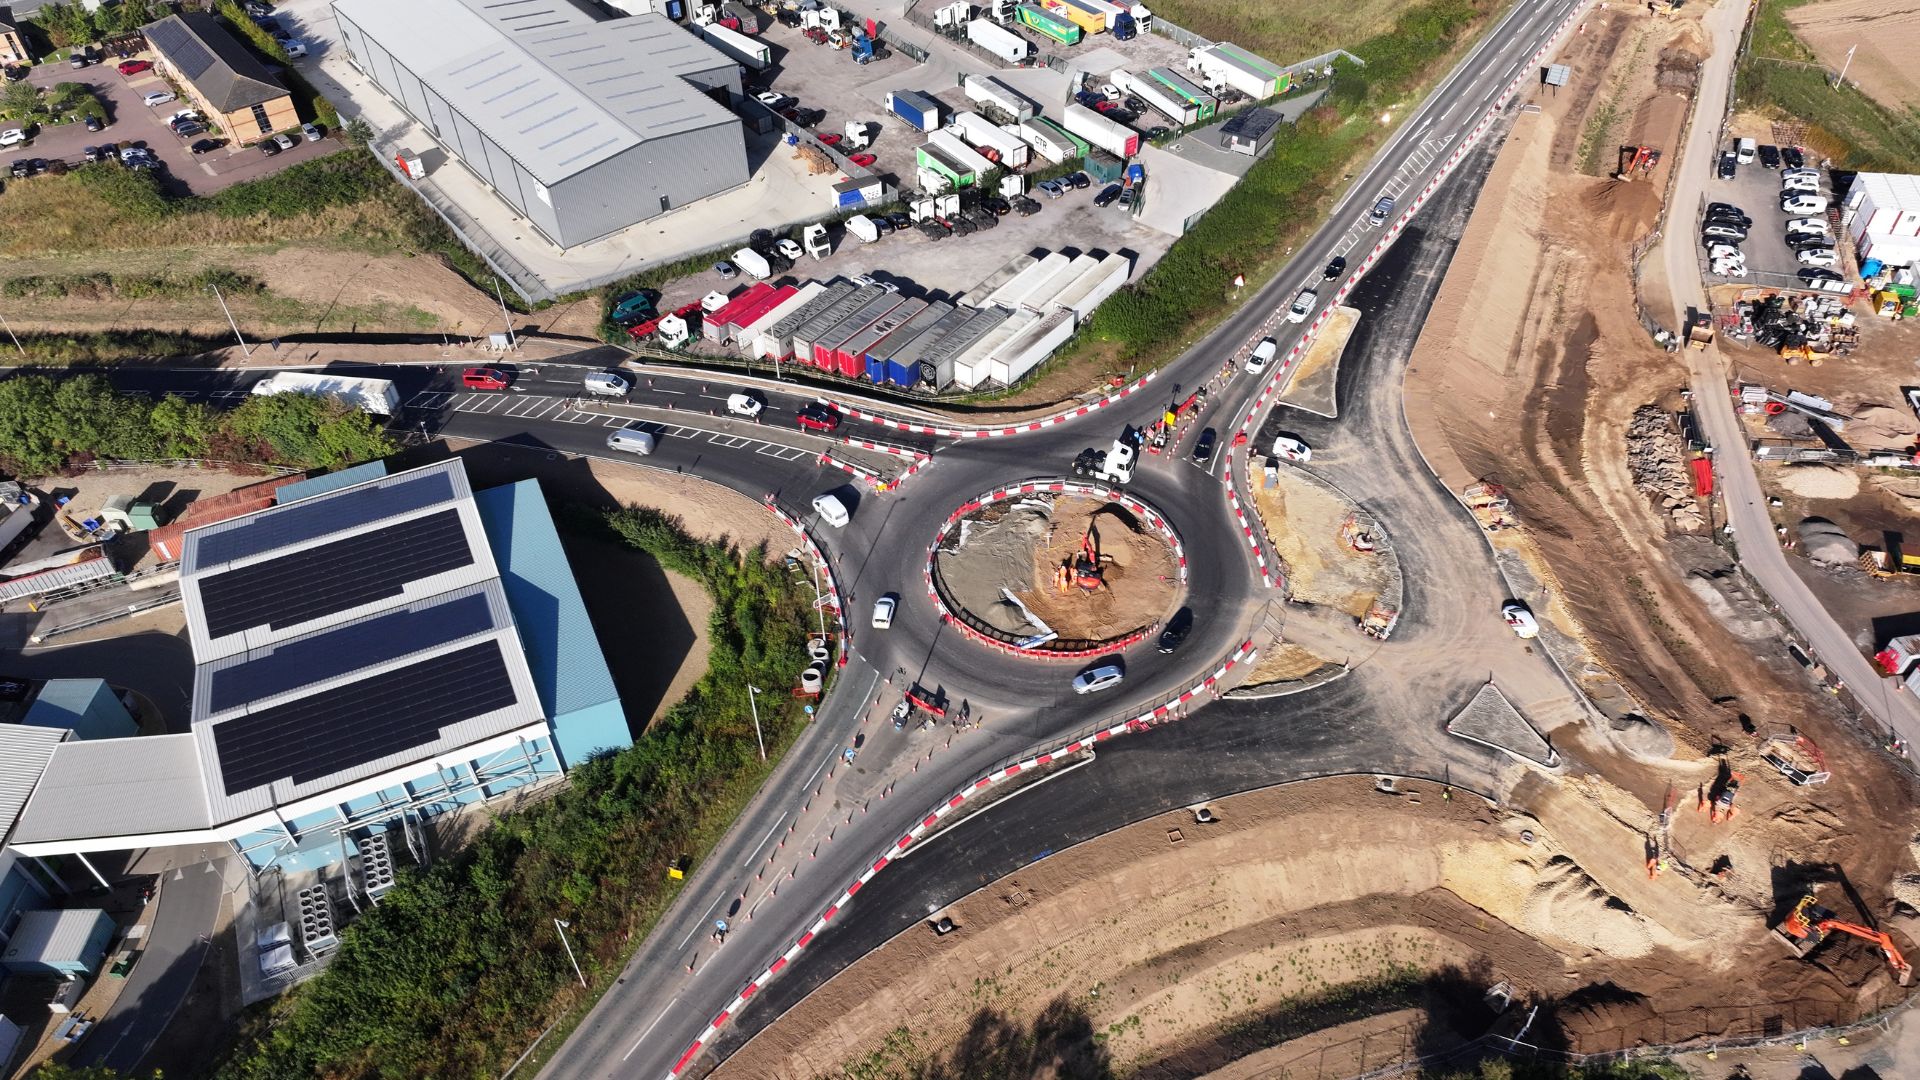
[1071, 425, 1144, 484]
[250, 372, 401, 415]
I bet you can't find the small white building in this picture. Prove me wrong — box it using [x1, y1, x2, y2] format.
[1845, 172, 1920, 267]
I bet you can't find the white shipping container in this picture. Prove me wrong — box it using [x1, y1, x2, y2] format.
[985, 252, 1070, 309]
[701, 22, 771, 68]
[1049, 252, 1131, 318]
[950, 111, 1031, 168]
[1021, 253, 1097, 311]
[1859, 231, 1920, 268]
[752, 282, 840, 360]
[1061, 102, 1139, 158]
[1112, 69, 1198, 125]
[953, 307, 1039, 389]
[925, 129, 995, 176]
[985, 307, 1076, 386]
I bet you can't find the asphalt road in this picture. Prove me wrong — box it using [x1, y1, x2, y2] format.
[1653, 0, 1920, 750]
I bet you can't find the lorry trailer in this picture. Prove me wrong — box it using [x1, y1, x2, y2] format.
[753, 281, 845, 361]
[962, 73, 1038, 121]
[949, 111, 1032, 168]
[1112, 68, 1200, 125]
[887, 89, 946, 132]
[1019, 117, 1088, 163]
[1188, 42, 1286, 99]
[965, 18, 1032, 64]
[1015, 3, 1083, 45]
[1061, 102, 1139, 157]
[249, 371, 401, 415]
[1146, 67, 1218, 121]
[700, 22, 771, 69]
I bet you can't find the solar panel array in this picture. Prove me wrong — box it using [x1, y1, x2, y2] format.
[197, 510, 474, 640]
[196, 470, 456, 566]
[206, 592, 495, 713]
[145, 18, 217, 81]
[210, 640, 517, 795]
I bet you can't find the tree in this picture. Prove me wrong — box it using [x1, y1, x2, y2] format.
[31, 1064, 154, 1080]
[1, 80, 40, 123]
[145, 395, 218, 459]
[222, 392, 395, 470]
[31, 2, 100, 49]
[0, 373, 151, 475]
[109, 0, 163, 36]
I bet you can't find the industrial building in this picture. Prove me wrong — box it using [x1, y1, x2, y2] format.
[331, 0, 751, 249]
[142, 13, 298, 145]
[1844, 172, 1920, 270]
[0, 458, 627, 958]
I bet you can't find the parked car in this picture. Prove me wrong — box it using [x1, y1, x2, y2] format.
[1799, 267, 1843, 285]
[117, 59, 152, 75]
[1704, 209, 1750, 228]
[245, 0, 274, 16]
[1706, 243, 1743, 262]
[1715, 151, 1736, 180]
[0, 129, 23, 147]
[1286, 288, 1318, 323]
[259, 138, 281, 156]
[7, 159, 28, 178]
[983, 196, 1010, 216]
[1781, 195, 1829, 214]
[143, 90, 177, 107]
[1781, 177, 1821, 195]
[1116, 186, 1133, 210]
[1038, 179, 1065, 198]
[1191, 427, 1217, 465]
[300, 122, 323, 142]
[1322, 255, 1347, 280]
[282, 39, 308, 58]
[848, 152, 875, 167]
[1501, 601, 1539, 639]
[871, 595, 896, 630]
[271, 132, 296, 151]
[1071, 662, 1124, 695]
[253, 16, 282, 32]
[1706, 202, 1749, 223]
[1781, 145, 1806, 168]
[795, 403, 841, 432]
[1710, 261, 1748, 278]
[189, 138, 227, 155]
[82, 114, 102, 132]
[462, 367, 511, 390]
[774, 237, 803, 261]
[69, 52, 89, 69]
[712, 260, 737, 279]
[1011, 195, 1040, 216]
[872, 215, 896, 234]
[1758, 144, 1781, 168]
[1093, 183, 1122, 207]
[173, 121, 205, 138]
[80, 145, 106, 162]
[1701, 224, 1746, 241]
[1157, 608, 1193, 654]
[754, 90, 795, 109]
[885, 211, 911, 232]
[1065, 171, 1089, 188]
[1273, 436, 1312, 462]
[1786, 216, 1830, 236]
[1797, 248, 1839, 268]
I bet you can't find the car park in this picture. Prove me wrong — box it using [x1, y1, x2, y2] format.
[871, 595, 896, 629]
[1071, 663, 1124, 694]
[462, 367, 510, 390]
[1093, 183, 1121, 207]
[1323, 256, 1347, 280]
[1758, 144, 1780, 168]
[713, 261, 737, 279]
[144, 91, 176, 107]
[1273, 436, 1312, 462]
[795, 403, 841, 432]
[117, 59, 151, 75]
[301, 123, 323, 142]
[1157, 607, 1193, 653]
[1191, 427, 1217, 465]
[1287, 288, 1318, 323]
[1715, 151, 1737, 180]
[1502, 601, 1539, 638]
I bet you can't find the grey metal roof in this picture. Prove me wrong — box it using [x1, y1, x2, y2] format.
[11, 735, 212, 844]
[142, 13, 289, 113]
[275, 460, 390, 505]
[0, 726, 66, 842]
[333, 0, 740, 187]
[1, 908, 111, 968]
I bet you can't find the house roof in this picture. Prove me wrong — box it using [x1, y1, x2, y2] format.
[142, 12, 289, 113]
[0, 8, 17, 36]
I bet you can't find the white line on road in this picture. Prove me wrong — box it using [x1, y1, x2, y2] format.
[622, 1002, 678, 1061]
[801, 754, 830, 791]
[742, 813, 790, 867]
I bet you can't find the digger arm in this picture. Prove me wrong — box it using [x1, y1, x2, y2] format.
[1818, 921, 1915, 985]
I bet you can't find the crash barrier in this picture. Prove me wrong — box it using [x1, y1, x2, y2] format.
[817, 372, 1156, 439]
[1222, 0, 1596, 589]
[763, 497, 850, 667]
[920, 477, 1187, 660]
[664, 637, 1260, 1079]
[830, 436, 934, 493]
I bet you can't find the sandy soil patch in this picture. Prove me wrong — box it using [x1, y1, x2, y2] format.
[934, 494, 1179, 641]
[1279, 305, 1358, 416]
[1246, 467, 1392, 618]
[1785, 0, 1920, 113]
[1241, 641, 1334, 684]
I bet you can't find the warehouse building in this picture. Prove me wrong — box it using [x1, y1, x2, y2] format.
[331, 0, 751, 249]
[0, 459, 628, 883]
[142, 13, 298, 145]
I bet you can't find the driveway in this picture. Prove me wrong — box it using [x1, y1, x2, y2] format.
[12, 53, 340, 195]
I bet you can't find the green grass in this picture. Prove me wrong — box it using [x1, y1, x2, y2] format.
[1738, 0, 1920, 171]
[1149, 0, 1419, 59]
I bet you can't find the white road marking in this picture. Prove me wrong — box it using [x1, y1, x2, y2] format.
[742, 813, 790, 867]
[622, 1003, 678, 1061]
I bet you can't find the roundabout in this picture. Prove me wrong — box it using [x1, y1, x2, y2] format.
[924, 479, 1188, 659]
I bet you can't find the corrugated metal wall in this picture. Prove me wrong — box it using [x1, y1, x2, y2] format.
[549, 122, 749, 247]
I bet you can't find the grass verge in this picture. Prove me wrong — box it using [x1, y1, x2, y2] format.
[1738, 0, 1920, 171]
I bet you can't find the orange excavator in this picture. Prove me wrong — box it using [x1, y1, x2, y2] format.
[1772, 892, 1913, 986]
[1073, 525, 1104, 591]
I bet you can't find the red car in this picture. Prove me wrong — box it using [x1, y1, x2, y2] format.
[818, 132, 841, 145]
[795, 404, 841, 432]
[848, 153, 876, 167]
[462, 367, 510, 390]
[117, 59, 152, 76]
[1093, 100, 1118, 113]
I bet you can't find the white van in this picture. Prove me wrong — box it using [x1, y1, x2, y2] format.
[812, 493, 850, 528]
[583, 372, 630, 397]
[606, 428, 656, 455]
[1245, 338, 1278, 374]
[726, 392, 764, 419]
[1735, 137, 1758, 164]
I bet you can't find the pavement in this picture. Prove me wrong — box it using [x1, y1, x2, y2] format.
[1652, 0, 1920, 753]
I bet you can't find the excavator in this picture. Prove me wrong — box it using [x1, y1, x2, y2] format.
[1699, 767, 1742, 823]
[1073, 524, 1105, 591]
[1773, 892, 1913, 986]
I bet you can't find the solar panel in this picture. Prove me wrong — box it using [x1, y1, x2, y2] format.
[207, 592, 495, 713]
[198, 509, 474, 639]
[195, 470, 456, 567]
[211, 640, 519, 795]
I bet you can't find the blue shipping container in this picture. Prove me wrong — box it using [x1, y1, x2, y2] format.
[887, 359, 918, 386]
[866, 355, 890, 384]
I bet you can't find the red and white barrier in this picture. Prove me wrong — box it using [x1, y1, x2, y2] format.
[819, 373, 1157, 439]
[764, 497, 849, 666]
[664, 637, 1260, 1078]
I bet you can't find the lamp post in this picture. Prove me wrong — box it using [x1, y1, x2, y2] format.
[747, 685, 766, 762]
[554, 918, 586, 988]
[209, 283, 251, 359]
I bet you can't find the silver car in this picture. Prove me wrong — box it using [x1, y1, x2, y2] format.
[1072, 663, 1124, 694]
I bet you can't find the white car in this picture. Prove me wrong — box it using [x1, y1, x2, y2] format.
[0, 128, 23, 147]
[1785, 217, 1829, 235]
[282, 39, 308, 58]
[1272, 436, 1312, 462]
[1245, 337, 1277, 374]
[1781, 177, 1821, 195]
[143, 90, 177, 107]
[1706, 243, 1742, 262]
[1779, 167, 1820, 181]
[1711, 261, 1749, 278]
[169, 108, 202, 123]
[1782, 195, 1829, 215]
[1501, 601, 1540, 639]
[754, 91, 795, 110]
[1286, 288, 1318, 324]
[774, 238, 804, 262]
[1797, 247, 1838, 268]
[725, 392, 763, 419]
[871, 595, 896, 629]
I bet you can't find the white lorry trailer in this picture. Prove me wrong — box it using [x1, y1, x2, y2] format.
[249, 372, 402, 415]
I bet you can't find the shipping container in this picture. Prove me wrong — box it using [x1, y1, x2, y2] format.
[953, 307, 1040, 389]
[1859, 231, 1920, 269]
[1021, 253, 1097, 311]
[1048, 252, 1131, 319]
[1112, 68, 1199, 126]
[919, 306, 1009, 389]
[738, 283, 823, 356]
[1146, 67, 1218, 121]
[836, 297, 926, 382]
[984, 252, 1071, 309]
[965, 18, 1032, 64]
[700, 22, 771, 69]
[1847, 173, 1920, 247]
[700, 281, 778, 344]
[1015, 4, 1082, 45]
[962, 73, 1038, 122]
[753, 282, 844, 361]
[916, 129, 993, 187]
[950, 111, 1032, 168]
[833, 176, 884, 208]
[250, 372, 400, 415]
[1061, 103, 1138, 157]
[816, 293, 908, 373]
[1018, 118, 1086, 164]
[888, 89, 947, 131]
[1188, 43, 1286, 99]
[790, 284, 885, 370]
[984, 306, 1076, 386]
[872, 300, 955, 386]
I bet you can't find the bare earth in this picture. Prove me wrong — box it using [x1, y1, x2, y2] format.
[1785, 0, 1920, 113]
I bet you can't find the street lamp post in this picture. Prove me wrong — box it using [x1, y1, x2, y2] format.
[209, 283, 251, 359]
[0, 311, 24, 359]
[554, 918, 586, 988]
[746, 685, 766, 762]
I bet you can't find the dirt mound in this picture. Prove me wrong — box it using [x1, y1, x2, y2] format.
[1842, 403, 1920, 451]
[1606, 712, 1675, 759]
[1781, 467, 1862, 500]
[1521, 856, 1657, 958]
[1655, 47, 1701, 91]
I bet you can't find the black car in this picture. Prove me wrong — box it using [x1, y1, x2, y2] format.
[1012, 195, 1040, 216]
[1758, 144, 1781, 169]
[83, 114, 102, 131]
[245, 0, 274, 15]
[1156, 607, 1194, 654]
[1716, 151, 1737, 180]
[885, 211, 911, 231]
[1147, 126, 1171, 140]
[1704, 203, 1751, 225]
[1782, 145, 1805, 168]
[259, 138, 281, 156]
[1323, 255, 1347, 280]
[1065, 171, 1089, 188]
[253, 16, 282, 32]
[8, 160, 27, 178]
[190, 138, 227, 155]
[1093, 183, 1122, 207]
[1798, 267, 1843, 285]
[174, 122, 205, 138]
[982, 196, 1010, 216]
[1191, 427, 1217, 465]
[871, 215, 895, 234]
